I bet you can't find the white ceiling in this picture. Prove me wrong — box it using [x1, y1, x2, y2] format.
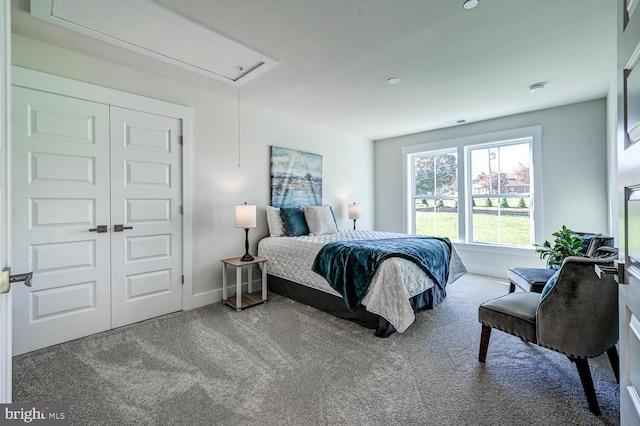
[11, 0, 616, 141]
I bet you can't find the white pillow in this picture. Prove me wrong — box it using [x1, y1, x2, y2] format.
[302, 205, 338, 236]
[266, 206, 286, 237]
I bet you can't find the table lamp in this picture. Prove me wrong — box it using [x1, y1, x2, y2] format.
[348, 202, 361, 230]
[235, 202, 256, 261]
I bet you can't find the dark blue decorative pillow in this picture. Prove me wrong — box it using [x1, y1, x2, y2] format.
[540, 270, 560, 299]
[280, 208, 309, 236]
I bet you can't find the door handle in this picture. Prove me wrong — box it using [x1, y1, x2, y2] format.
[10, 272, 33, 287]
[1, 267, 33, 294]
[113, 224, 133, 232]
[89, 225, 108, 233]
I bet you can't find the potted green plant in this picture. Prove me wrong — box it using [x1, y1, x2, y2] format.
[534, 225, 584, 268]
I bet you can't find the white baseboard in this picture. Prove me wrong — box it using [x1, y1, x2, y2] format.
[465, 264, 509, 279]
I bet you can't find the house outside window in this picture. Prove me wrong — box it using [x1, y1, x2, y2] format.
[403, 126, 542, 248]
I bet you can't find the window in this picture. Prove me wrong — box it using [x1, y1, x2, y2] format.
[404, 126, 541, 248]
[411, 151, 459, 240]
[468, 142, 531, 245]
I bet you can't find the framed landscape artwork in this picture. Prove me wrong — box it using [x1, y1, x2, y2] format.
[270, 146, 322, 208]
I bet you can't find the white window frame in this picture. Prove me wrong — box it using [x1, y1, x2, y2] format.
[402, 125, 543, 251]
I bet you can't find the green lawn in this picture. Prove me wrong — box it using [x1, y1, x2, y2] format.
[415, 210, 458, 240]
[415, 210, 531, 246]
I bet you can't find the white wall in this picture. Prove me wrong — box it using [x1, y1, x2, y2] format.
[375, 99, 610, 277]
[12, 34, 374, 307]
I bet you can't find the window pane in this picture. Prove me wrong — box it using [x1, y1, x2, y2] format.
[413, 152, 458, 197]
[470, 141, 531, 245]
[414, 200, 458, 240]
[472, 199, 531, 245]
[412, 151, 458, 240]
[471, 143, 530, 196]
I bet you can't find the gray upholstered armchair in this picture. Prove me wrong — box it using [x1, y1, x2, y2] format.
[478, 249, 619, 415]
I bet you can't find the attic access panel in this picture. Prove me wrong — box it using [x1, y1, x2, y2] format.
[31, 0, 279, 85]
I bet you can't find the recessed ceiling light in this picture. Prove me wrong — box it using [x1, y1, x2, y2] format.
[463, 0, 479, 10]
[386, 77, 400, 85]
[529, 82, 545, 93]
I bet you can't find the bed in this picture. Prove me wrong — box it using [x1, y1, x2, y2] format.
[258, 228, 466, 337]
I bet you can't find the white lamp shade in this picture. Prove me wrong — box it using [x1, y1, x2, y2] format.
[348, 203, 362, 220]
[235, 204, 257, 228]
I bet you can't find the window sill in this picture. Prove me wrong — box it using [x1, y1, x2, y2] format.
[452, 242, 537, 257]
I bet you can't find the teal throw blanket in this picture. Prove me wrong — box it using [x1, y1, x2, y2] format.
[311, 237, 452, 312]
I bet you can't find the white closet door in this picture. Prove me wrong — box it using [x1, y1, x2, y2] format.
[11, 87, 111, 355]
[109, 107, 182, 328]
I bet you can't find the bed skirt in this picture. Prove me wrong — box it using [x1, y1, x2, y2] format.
[267, 274, 446, 337]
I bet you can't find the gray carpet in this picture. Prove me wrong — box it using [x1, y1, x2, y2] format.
[12, 274, 619, 426]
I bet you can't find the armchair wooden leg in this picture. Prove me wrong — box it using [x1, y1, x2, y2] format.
[606, 346, 620, 384]
[571, 357, 601, 416]
[479, 324, 491, 362]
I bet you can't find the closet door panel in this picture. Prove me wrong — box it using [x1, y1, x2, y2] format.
[11, 87, 111, 355]
[110, 107, 182, 328]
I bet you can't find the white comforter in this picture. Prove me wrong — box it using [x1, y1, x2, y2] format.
[257, 230, 466, 332]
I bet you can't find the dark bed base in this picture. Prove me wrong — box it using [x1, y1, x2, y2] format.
[267, 274, 446, 337]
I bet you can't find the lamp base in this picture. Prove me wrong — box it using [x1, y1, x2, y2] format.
[241, 228, 254, 261]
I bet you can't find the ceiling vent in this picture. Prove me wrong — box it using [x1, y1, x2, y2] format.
[30, 0, 279, 86]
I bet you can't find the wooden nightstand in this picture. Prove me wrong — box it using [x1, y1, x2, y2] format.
[221, 256, 268, 311]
